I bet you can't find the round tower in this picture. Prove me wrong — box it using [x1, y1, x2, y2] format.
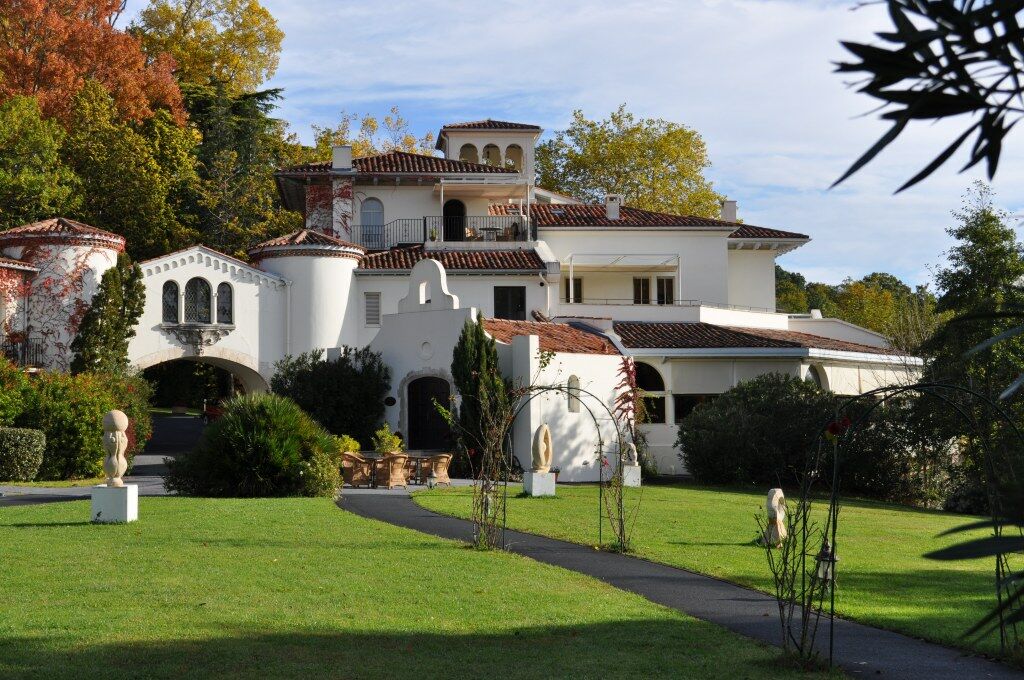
[248, 229, 366, 354]
[0, 218, 124, 371]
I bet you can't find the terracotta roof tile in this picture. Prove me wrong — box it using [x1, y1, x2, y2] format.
[358, 245, 545, 271]
[250, 229, 363, 251]
[277, 151, 517, 176]
[0, 217, 125, 243]
[489, 204, 808, 239]
[483, 319, 619, 355]
[442, 120, 540, 130]
[613, 322, 898, 355]
[0, 256, 37, 271]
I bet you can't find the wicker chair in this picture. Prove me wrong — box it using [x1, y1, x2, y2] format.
[424, 453, 452, 487]
[341, 452, 374, 488]
[376, 453, 409, 490]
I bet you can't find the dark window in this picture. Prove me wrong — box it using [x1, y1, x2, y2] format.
[494, 286, 526, 320]
[633, 277, 650, 304]
[162, 281, 179, 323]
[216, 283, 233, 324]
[643, 396, 666, 424]
[564, 277, 583, 303]
[657, 277, 675, 305]
[184, 278, 212, 323]
[674, 394, 716, 423]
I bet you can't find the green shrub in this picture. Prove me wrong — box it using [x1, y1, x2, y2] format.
[166, 393, 340, 497]
[271, 348, 391, 445]
[0, 358, 29, 425]
[676, 373, 833, 487]
[0, 427, 45, 481]
[336, 435, 360, 453]
[371, 423, 403, 454]
[16, 370, 152, 480]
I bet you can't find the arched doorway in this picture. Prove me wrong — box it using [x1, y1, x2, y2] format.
[442, 199, 466, 242]
[407, 376, 451, 450]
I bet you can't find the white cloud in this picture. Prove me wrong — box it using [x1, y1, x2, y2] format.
[121, 0, 1024, 287]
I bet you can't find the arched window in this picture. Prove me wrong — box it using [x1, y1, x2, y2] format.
[184, 278, 212, 323]
[567, 375, 581, 413]
[505, 144, 523, 170]
[635, 362, 666, 424]
[360, 198, 385, 248]
[162, 281, 179, 323]
[459, 143, 479, 164]
[217, 282, 233, 324]
[482, 144, 501, 166]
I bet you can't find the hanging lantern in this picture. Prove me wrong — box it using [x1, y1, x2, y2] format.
[816, 539, 837, 586]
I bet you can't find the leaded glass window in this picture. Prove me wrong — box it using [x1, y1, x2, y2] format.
[162, 281, 179, 323]
[217, 282, 233, 324]
[184, 278, 211, 323]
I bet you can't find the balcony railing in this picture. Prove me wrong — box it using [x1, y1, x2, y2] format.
[1, 337, 43, 367]
[358, 215, 534, 250]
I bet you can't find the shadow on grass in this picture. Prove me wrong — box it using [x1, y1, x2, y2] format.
[6, 520, 93, 528]
[0, 621, 801, 680]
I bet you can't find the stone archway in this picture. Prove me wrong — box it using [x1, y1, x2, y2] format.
[133, 346, 270, 394]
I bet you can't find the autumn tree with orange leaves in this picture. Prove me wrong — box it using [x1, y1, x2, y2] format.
[0, 0, 184, 124]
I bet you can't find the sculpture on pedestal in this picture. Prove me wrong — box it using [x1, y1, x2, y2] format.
[532, 423, 553, 473]
[625, 442, 638, 466]
[763, 488, 788, 547]
[102, 410, 129, 487]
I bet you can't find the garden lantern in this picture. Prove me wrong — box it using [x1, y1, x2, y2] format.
[815, 539, 837, 586]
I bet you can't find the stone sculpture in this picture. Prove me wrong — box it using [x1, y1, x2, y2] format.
[102, 410, 129, 487]
[532, 424, 553, 473]
[626, 442, 638, 466]
[763, 488, 787, 547]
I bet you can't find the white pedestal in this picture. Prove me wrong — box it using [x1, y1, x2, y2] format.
[622, 464, 642, 488]
[91, 484, 138, 523]
[523, 471, 556, 497]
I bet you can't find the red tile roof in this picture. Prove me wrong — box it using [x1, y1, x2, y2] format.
[489, 204, 808, 239]
[441, 120, 540, 131]
[0, 256, 37, 272]
[358, 245, 545, 272]
[0, 217, 125, 244]
[483, 319, 619, 355]
[250, 229, 363, 251]
[277, 150, 517, 177]
[613, 322, 898, 355]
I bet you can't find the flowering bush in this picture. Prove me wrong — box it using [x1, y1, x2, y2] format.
[166, 393, 340, 497]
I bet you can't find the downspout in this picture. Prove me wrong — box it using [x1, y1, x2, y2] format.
[285, 279, 293, 357]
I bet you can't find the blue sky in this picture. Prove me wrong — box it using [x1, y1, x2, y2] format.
[122, 0, 1024, 287]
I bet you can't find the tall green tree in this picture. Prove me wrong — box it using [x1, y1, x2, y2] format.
[70, 253, 146, 374]
[535, 104, 723, 217]
[0, 96, 80, 229]
[62, 81, 198, 259]
[450, 317, 508, 474]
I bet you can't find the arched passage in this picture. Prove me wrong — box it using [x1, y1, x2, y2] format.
[134, 347, 270, 396]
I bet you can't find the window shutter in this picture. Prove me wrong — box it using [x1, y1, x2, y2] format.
[365, 292, 381, 326]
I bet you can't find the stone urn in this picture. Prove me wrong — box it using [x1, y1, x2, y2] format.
[102, 410, 130, 487]
[532, 424, 553, 473]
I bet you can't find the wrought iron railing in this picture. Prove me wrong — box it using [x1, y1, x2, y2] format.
[1, 337, 44, 367]
[356, 215, 534, 249]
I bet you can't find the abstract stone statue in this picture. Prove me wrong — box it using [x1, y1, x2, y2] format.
[102, 410, 129, 487]
[763, 488, 787, 547]
[626, 442, 639, 466]
[532, 423, 553, 473]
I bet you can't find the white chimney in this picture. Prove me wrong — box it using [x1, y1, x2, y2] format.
[332, 144, 352, 171]
[604, 194, 624, 220]
[720, 199, 737, 222]
[810, 309, 823, 319]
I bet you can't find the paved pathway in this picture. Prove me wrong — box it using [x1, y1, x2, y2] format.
[340, 491, 1023, 680]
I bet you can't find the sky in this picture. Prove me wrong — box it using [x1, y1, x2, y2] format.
[122, 0, 1024, 288]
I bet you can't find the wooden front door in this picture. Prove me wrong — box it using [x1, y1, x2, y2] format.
[407, 377, 451, 450]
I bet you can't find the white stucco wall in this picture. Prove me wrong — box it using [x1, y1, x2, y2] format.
[727, 249, 777, 311]
[787, 317, 890, 348]
[130, 247, 288, 389]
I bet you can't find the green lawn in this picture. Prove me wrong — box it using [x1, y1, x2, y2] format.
[0, 497, 826, 679]
[414, 483, 1002, 656]
[0, 477, 104, 488]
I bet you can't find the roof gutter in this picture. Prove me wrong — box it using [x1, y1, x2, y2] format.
[627, 346, 921, 365]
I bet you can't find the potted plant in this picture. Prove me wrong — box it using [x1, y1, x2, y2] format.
[429, 227, 438, 242]
[371, 423, 404, 455]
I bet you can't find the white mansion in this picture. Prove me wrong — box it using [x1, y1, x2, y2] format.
[0, 119, 919, 478]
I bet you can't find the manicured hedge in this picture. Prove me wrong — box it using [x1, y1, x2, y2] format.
[0, 358, 30, 426]
[166, 393, 341, 497]
[0, 427, 45, 481]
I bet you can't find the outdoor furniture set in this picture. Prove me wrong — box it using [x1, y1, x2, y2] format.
[341, 452, 452, 489]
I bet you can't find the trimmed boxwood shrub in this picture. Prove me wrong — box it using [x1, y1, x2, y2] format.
[166, 393, 341, 497]
[0, 427, 45, 481]
[16, 370, 152, 480]
[676, 373, 833, 487]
